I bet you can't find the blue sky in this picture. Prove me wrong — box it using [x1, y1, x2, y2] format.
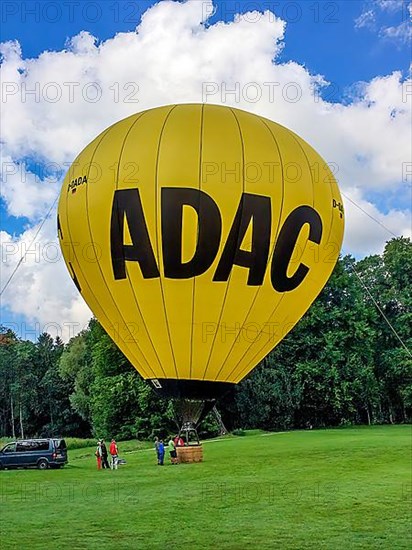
[2, 1, 410, 92]
[1, 0, 411, 340]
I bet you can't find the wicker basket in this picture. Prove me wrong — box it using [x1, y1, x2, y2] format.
[176, 445, 203, 463]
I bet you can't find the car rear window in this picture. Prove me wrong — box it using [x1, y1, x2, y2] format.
[54, 439, 67, 450]
[35, 440, 50, 451]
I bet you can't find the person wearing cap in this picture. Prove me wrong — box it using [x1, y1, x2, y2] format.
[109, 439, 119, 470]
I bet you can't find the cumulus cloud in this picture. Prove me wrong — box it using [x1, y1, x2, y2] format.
[0, 155, 60, 219]
[0, 0, 411, 338]
[342, 188, 411, 258]
[0, 222, 92, 340]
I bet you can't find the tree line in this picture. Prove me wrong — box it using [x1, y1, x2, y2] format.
[0, 237, 411, 441]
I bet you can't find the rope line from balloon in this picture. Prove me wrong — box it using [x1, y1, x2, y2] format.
[341, 192, 399, 239]
[0, 195, 59, 298]
[349, 262, 411, 357]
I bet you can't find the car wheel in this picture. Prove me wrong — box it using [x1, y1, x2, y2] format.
[37, 459, 48, 470]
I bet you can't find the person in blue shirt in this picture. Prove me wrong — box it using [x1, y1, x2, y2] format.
[157, 439, 165, 466]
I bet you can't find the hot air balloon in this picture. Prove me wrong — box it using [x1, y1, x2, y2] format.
[58, 104, 344, 444]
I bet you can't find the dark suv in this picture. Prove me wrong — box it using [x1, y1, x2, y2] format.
[0, 439, 68, 470]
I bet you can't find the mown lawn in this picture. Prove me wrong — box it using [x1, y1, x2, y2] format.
[0, 426, 411, 549]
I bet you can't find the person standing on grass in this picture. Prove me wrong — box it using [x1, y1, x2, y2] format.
[154, 436, 161, 465]
[158, 439, 165, 466]
[168, 437, 178, 465]
[95, 440, 102, 470]
[101, 439, 110, 469]
[109, 439, 119, 470]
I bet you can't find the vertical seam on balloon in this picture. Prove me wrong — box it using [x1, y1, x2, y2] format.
[292, 134, 333, 244]
[223, 119, 288, 383]
[294, 140, 336, 251]
[232, 127, 317, 383]
[114, 111, 167, 380]
[83, 121, 153, 379]
[189, 103, 205, 381]
[214, 116, 285, 382]
[64, 129, 151, 379]
[154, 104, 179, 380]
[291, 135, 337, 294]
[200, 107, 246, 382]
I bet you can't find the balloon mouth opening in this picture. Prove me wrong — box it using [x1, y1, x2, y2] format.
[148, 379, 234, 445]
[148, 378, 235, 400]
[172, 399, 216, 446]
[172, 398, 215, 427]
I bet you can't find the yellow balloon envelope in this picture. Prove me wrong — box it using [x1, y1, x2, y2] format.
[58, 104, 344, 399]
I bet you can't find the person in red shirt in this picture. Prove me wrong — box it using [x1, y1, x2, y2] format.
[174, 435, 185, 447]
[109, 439, 119, 470]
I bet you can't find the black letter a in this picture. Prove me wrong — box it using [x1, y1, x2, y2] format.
[111, 189, 159, 280]
[213, 193, 271, 285]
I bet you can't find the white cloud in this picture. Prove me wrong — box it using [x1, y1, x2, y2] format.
[0, 0, 411, 339]
[376, 0, 406, 13]
[355, 9, 376, 30]
[381, 19, 411, 43]
[0, 222, 92, 340]
[342, 188, 411, 258]
[355, 0, 411, 44]
[0, 155, 59, 220]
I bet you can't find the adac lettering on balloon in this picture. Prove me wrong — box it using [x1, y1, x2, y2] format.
[110, 187, 324, 293]
[68, 175, 88, 194]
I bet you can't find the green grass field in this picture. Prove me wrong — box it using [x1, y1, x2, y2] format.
[0, 426, 411, 549]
